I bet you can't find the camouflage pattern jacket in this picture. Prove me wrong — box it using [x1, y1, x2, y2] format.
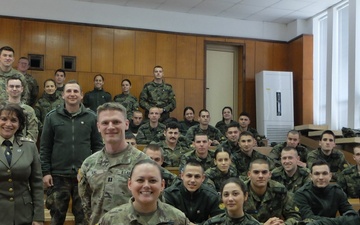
[19, 103, 39, 141]
[203, 213, 261, 225]
[98, 198, 190, 225]
[136, 122, 166, 144]
[179, 149, 215, 172]
[204, 166, 239, 192]
[306, 148, 349, 182]
[139, 80, 176, 119]
[156, 140, 191, 167]
[113, 93, 139, 119]
[269, 142, 309, 166]
[337, 165, 360, 198]
[218, 140, 240, 154]
[34, 92, 63, 132]
[24, 73, 39, 106]
[271, 166, 311, 193]
[215, 120, 238, 136]
[78, 145, 148, 225]
[179, 120, 199, 136]
[185, 124, 226, 145]
[244, 180, 301, 225]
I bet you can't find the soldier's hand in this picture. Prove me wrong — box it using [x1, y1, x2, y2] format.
[297, 161, 307, 168]
[264, 217, 284, 225]
[43, 174, 53, 188]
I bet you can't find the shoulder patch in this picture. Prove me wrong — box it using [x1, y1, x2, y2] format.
[20, 137, 35, 143]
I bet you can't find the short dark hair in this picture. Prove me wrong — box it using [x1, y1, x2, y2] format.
[0, 46, 15, 55]
[239, 131, 255, 139]
[183, 159, 204, 173]
[0, 102, 26, 136]
[97, 102, 127, 119]
[320, 130, 335, 140]
[310, 159, 330, 173]
[43, 78, 56, 88]
[55, 69, 66, 77]
[239, 111, 250, 119]
[183, 106, 195, 116]
[153, 65, 163, 71]
[199, 109, 209, 116]
[249, 158, 270, 171]
[287, 130, 301, 137]
[165, 121, 180, 130]
[63, 80, 81, 91]
[281, 146, 298, 155]
[226, 121, 240, 132]
[143, 144, 164, 158]
[214, 147, 231, 160]
[94, 74, 104, 81]
[7, 74, 24, 86]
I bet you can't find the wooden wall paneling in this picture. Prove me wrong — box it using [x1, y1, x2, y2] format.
[302, 35, 314, 80]
[114, 29, 135, 75]
[237, 46, 245, 116]
[77, 72, 97, 94]
[289, 38, 303, 82]
[176, 35, 197, 79]
[166, 78, 184, 119]
[65, 72, 79, 84]
[20, 20, 46, 56]
[31, 70, 52, 98]
[244, 40, 255, 81]
[69, 25, 92, 72]
[155, 33, 177, 77]
[225, 38, 245, 44]
[135, 31, 156, 76]
[302, 80, 313, 124]
[91, 27, 114, 74]
[254, 41, 273, 74]
[272, 42, 289, 71]
[244, 80, 257, 128]
[45, 23, 69, 70]
[184, 79, 204, 118]
[204, 37, 226, 42]
[0, 18, 21, 54]
[196, 37, 205, 80]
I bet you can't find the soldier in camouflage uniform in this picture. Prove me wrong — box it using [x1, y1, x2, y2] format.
[238, 112, 263, 146]
[306, 130, 349, 182]
[17, 57, 39, 106]
[34, 79, 63, 132]
[127, 110, 144, 135]
[244, 159, 301, 225]
[143, 144, 177, 188]
[179, 106, 199, 136]
[269, 130, 308, 167]
[337, 144, 360, 198]
[234, 131, 275, 178]
[203, 178, 261, 225]
[271, 146, 311, 193]
[155, 122, 190, 167]
[78, 102, 148, 225]
[83, 74, 111, 113]
[54, 69, 66, 95]
[186, 109, 226, 146]
[217, 122, 241, 154]
[136, 107, 166, 144]
[113, 78, 139, 119]
[139, 65, 176, 122]
[6, 75, 38, 141]
[205, 148, 238, 192]
[215, 107, 238, 136]
[98, 159, 190, 225]
[179, 133, 215, 172]
[0, 46, 30, 104]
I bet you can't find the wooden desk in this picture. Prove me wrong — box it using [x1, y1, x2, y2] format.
[254, 147, 272, 156]
[308, 130, 342, 138]
[349, 198, 360, 212]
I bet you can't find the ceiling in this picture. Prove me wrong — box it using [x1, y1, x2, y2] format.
[75, 0, 343, 24]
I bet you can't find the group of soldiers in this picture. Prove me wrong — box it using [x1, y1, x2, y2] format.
[1, 44, 359, 225]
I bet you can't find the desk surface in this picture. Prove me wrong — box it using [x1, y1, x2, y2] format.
[336, 137, 360, 144]
[295, 124, 328, 131]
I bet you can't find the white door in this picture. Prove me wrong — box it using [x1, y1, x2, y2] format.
[206, 45, 238, 126]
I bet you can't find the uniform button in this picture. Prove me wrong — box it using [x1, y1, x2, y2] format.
[7, 169, 10, 173]
[8, 179, 12, 182]
[9, 197, 13, 201]
[9, 188, 13, 192]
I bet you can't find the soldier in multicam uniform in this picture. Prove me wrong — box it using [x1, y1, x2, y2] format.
[186, 109, 226, 146]
[143, 144, 177, 188]
[0, 46, 30, 104]
[203, 178, 261, 225]
[139, 65, 176, 122]
[78, 102, 148, 225]
[244, 159, 301, 225]
[179, 133, 215, 172]
[136, 107, 166, 144]
[6, 74, 38, 141]
[337, 144, 360, 198]
[83, 74, 111, 113]
[113, 78, 139, 119]
[156, 122, 190, 167]
[294, 160, 356, 221]
[271, 146, 311, 193]
[34, 79, 63, 132]
[205, 148, 238, 192]
[269, 130, 308, 167]
[98, 159, 190, 225]
[306, 130, 349, 182]
[17, 56, 39, 106]
[234, 131, 275, 178]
